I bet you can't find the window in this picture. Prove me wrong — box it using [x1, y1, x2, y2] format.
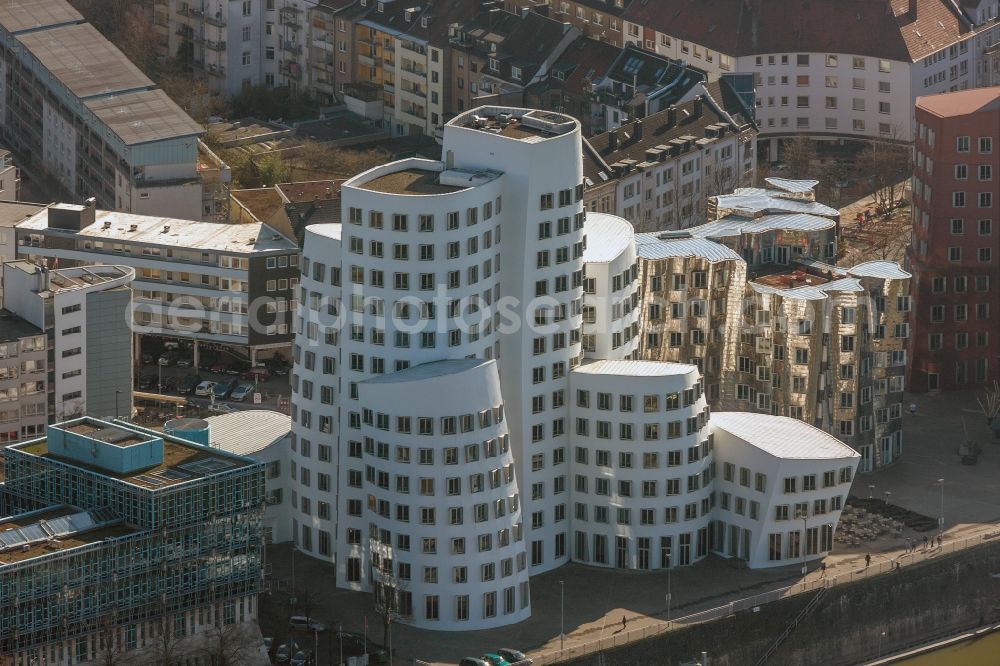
[957, 136, 971, 152]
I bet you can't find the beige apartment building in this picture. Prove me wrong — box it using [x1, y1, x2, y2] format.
[636, 179, 910, 472]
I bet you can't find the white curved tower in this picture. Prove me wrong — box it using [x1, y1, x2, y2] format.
[358, 358, 530, 629]
[581, 213, 640, 361]
[444, 108, 586, 573]
[569, 360, 713, 569]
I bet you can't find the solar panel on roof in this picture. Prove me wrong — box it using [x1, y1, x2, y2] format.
[179, 458, 237, 475]
[154, 468, 191, 482]
[134, 474, 165, 487]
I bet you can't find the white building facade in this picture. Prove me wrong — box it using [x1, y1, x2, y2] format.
[285, 106, 861, 632]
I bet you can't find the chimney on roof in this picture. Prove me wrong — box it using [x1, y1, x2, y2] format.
[693, 96, 704, 118]
[632, 119, 643, 141]
[908, 0, 917, 18]
[608, 129, 619, 151]
[666, 105, 677, 128]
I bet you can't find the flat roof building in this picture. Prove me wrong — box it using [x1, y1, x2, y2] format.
[0, 0, 206, 220]
[0, 416, 266, 664]
[15, 202, 300, 364]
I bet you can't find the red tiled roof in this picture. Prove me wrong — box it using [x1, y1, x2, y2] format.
[916, 86, 1000, 117]
[622, 0, 971, 63]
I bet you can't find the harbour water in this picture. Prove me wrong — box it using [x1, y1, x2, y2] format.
[895, 628, 1000, 664]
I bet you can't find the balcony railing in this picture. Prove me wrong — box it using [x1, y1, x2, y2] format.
[205, 13, 226, 27]
[281, 42, 302, 55]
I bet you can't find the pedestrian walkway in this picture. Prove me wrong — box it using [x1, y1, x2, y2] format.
[526, 522, 1000, 666]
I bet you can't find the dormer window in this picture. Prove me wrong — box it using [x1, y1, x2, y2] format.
[511, 66, 522, 80]
[377, 1, 384, 12]
[489, 57, 499, 72]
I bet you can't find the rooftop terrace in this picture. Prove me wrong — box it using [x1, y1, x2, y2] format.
[358, 168, 466, 195]
[450, 107, 577, 142]
[15, 430, 252, 489]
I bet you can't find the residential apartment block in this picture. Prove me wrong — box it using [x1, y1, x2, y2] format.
[0, 310, 47, 446]
[616, 0, 1000, 146]
[0, 0, 207, 219]
[908, 86, 1000, 391]
[282, 106, 860, 632]
[3, 260, 135, 422]
[637, 180, 910, 472]
[15, 201, 299, 364]
[582, 81, 758, 232]
[0, 417, 265, 665]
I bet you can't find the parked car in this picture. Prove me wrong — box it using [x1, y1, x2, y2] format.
[137, 374, 158, 390]
[242, 366, 271, 381]
[481, 654, 511, 666]
[158, 352, 177, 366]
[275, 643, 291, 663]
[263, 637, 273, 656]
[290, 651, 309, 666]
[140, 352, 155, 365]
[159, 376, 177, 392]
[266, 358, 290, 376]
[178, 374, 202, 395]
[497, 649, 532, 666]
[230, 382, 255, 402]
[288, 616, 327, 632]
[175, 356, 193, 367]
[225, 361, 248, 375]
[194, 381, 216, 397]
[459, 659, 489, 666]
[213, 379, 237, 399]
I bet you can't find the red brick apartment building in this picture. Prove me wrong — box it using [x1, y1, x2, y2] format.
[909, 87, 1000, 392]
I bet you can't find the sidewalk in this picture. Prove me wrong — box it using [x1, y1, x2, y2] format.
[528, 522, 1000, 666]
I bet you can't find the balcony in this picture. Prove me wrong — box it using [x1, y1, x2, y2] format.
[206, 63, 226, 78]
[281, 42, 302, 55]
[280, 62, 302, 80]
[205, 12, 226, 27]
[177, 6, 204, 18]
[203, 39, 226, 51]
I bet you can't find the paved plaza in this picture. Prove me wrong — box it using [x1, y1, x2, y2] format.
[259, 389, 1000, 665]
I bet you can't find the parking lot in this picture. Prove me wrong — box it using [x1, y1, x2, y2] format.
[132, 340, 292, 420]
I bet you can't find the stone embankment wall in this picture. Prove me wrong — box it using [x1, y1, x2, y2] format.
[563, 541, 1000, 666]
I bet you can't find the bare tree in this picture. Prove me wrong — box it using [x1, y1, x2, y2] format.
[857, 132, 911, 216]
[201, 620, 254, 666]
[781, 135, 817, 180]
[152, 599, 186, 666]
[95, 604, 131, 666]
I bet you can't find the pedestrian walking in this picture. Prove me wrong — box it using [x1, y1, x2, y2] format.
[938, 535, 943, 548]
[923, 536, 929, 550]
[905, 537, 911, 552]
[820, 562, 827, 577]
[865, 553, 871, 568]
[910, 403, 917, 416]
[622, 615, 627, 630]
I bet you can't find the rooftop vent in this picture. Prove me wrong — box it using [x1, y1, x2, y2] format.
[162, 225, 170, 233]
[128, 224, 138, 232]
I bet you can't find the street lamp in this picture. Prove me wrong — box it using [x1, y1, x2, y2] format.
[938, 478, 945, 535]
[877, 629, 886, 657]
[559, 580, 565, 652]
[883, 491, 891, 505]
[115, 389, 121, 420]
[666, 564, 672, 623]
[868, 484, 875, 500]
[796, 508, 808, 578]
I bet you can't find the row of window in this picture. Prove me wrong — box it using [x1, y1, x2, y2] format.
[929, 302, 990, 322]
[753, 53, 891, 72]
[347, 201, 502, 230]
[927, 330, 991, 351]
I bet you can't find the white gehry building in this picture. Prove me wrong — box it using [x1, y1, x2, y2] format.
[287, 106, 860, 631]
